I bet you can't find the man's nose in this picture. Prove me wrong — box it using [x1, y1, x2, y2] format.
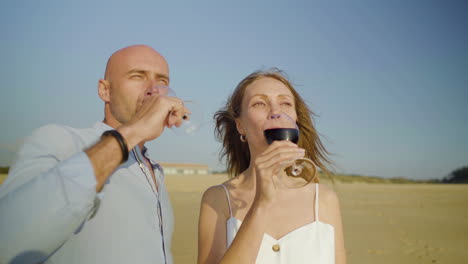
[146, 84, 170, 96]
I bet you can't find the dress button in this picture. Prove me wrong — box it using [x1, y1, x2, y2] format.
[272, 244, 280, 252]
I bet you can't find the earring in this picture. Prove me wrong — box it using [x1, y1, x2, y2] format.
[240, 134, 247, 142]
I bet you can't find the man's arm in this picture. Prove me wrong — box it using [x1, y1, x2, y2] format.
[85, 128, 131, 192]
[0, 94, 185, 263]
[0, 125, 102, 263]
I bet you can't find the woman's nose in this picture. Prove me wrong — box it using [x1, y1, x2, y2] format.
[269, 103, 282, 116]
[269, 113, 281, 119]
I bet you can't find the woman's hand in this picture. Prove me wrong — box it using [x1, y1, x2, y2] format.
[252, 141, 305, 207]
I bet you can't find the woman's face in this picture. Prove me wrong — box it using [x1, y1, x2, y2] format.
[236, 77, 297, 152]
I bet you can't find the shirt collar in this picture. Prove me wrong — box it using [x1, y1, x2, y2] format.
[93, 121, 114, 133]
[142, 146, 164, 173]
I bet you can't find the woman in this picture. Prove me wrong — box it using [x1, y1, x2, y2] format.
[198, 69, 346, 264]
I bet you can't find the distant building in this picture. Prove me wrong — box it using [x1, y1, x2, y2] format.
[159, 162, 210, 175]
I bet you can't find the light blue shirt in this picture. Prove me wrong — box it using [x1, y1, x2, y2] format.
[0, 122, 174, 264]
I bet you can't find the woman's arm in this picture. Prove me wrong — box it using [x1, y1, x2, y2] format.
[219, 202, 270, 264]
[321, 185, 347, 264]
[198, 186, 229, 264]
[197, 185, 269, 264]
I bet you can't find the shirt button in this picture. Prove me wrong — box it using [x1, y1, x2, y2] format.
[272, 244, 280, 252]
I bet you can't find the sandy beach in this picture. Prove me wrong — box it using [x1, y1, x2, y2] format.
[166, 174, 468, 264]
[1, 173, 467, 263]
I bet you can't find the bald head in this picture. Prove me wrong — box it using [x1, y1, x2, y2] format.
[98, 44, 170, 128]
[104, 45, 169, 81]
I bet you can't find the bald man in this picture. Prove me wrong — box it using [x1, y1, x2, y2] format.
[0, 45, 186, 263]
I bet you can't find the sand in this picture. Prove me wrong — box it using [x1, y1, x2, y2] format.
[1, 173, 467, 263]
[165, 174, 468, 264]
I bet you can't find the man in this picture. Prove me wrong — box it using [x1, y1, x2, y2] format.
[0, 45, 185, 263]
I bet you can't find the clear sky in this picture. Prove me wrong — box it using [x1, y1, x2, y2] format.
[0, 0, 466, 180]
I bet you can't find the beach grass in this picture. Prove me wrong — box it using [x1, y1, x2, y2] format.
[0, 173, 6, 185]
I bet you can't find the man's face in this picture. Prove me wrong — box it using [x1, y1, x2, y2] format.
[104, 46, 170, 126]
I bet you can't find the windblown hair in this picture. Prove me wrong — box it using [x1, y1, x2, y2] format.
[214, 68, 332, 180]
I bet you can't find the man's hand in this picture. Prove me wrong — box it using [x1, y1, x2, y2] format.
[118, 94, 187, 150]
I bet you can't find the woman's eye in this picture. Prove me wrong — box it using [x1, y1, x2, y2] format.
[281, 102, 293, 107]
[253, 102, 266, 107]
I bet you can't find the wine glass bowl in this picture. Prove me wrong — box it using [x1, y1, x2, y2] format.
[146, 85, 203, 136]
[263, 113, 316, 188]
[176, 99, 203, 135]
[264, 128, 299, 145]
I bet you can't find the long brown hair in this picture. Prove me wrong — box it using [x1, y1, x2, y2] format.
[214, 68, 332, 180]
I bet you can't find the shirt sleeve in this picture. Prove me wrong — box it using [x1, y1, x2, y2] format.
[0, 124, 98, 263]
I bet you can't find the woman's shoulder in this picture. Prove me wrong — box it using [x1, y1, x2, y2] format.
[317, 183, 343, 224]
[202, 175, 239, 197]
[200, 183, 233, 219]
[317, 183, 341, 207]
[201, 176, 237, 202]
[202, 184, 227, 201]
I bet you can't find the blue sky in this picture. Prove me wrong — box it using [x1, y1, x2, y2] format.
[0, 0, 466, 180]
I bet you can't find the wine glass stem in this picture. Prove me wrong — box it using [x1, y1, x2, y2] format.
[291, 164, 302, 176]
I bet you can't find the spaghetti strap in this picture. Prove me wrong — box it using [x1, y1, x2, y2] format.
[219, 184, 233, 217]
[315, 183, 319, 221]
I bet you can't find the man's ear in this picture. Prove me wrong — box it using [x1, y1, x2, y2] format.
[235, 118, 245, 135]
[98, 79, 110, 102]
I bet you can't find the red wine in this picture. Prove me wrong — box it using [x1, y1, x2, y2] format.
[264, 128, 299, 144]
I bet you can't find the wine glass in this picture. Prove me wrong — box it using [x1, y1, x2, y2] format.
[263, 113, 317, 188]
[146, 85, 203, 135]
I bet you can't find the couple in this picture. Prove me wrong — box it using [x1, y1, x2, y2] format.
[0, 45, 346, 264]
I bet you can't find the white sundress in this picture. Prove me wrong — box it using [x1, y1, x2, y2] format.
[220, 183, 335, 264]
